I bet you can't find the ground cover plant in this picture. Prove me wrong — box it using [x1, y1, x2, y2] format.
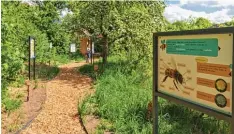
[79, 56, 231, 134]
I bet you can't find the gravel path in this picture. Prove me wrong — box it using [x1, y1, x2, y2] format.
[21, 62, 93, 134]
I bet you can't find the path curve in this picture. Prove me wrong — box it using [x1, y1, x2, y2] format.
[21, 62, 93, 134]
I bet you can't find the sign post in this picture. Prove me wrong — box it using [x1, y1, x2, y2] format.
[49, 42, 52, 66]
[29, 36, 36, 80]
[153, 27, 234, 134]
[70, 43, 76, 53]
[28, 36, 35, 102]
[90, 39, 93, 64]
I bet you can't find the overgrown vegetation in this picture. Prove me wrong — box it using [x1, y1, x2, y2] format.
[75, 2, 234, 133]
[2, 0, 234, 133]
[1, 1, 83, 112]
[79, 56, 231, 134]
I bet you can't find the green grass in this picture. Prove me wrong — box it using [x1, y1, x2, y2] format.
[1, 81, 22, 113]
[78, 58, 104, 79]
[94, 71, 152, 133]
[53, 53, 84, 65]
[2, 53, 82, 113]
[78, 64, 95, 77]
[2, 62, 60, 113]
[79, 56, 152, 133]
[36, 64, 60, 80]
[9, 75, 26, 88]
[78, 64, 101, 79]
[79, 56, 231, 134]
[2, 98, 22, 113]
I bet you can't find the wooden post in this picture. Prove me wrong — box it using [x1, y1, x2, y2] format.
[25, 80, 30, 102]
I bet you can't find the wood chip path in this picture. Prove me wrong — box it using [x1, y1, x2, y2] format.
[21, 62, 93, 134]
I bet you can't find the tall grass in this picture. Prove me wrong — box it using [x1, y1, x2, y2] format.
[53, 52, 84, 65]
[95, 70, 152, 133]
[79, 56, 230, 134]
[2, 63, 60, 113]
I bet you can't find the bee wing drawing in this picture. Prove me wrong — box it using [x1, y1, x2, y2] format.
[161, 60, 170, 69]
[170, 56, 178, 70]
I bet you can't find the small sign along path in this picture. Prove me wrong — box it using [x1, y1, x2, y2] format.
[21, 61, 93, 134]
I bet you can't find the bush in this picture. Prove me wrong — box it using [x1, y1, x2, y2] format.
[79, 56, 230, 134]
[79, 56, 152, 133]
[2, 98, 22, 113]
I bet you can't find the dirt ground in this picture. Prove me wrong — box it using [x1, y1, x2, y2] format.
[18, 61, 94, 134]
[1, 80, 47, 134]
[1, 62, 93, 134]
[2, 61, 99, 134]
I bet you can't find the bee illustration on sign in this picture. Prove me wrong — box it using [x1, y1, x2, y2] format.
[161, 57, 190, 91]
[160, 40, 167, 51]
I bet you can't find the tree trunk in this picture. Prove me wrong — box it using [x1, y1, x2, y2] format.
[102, 35, 108, 65]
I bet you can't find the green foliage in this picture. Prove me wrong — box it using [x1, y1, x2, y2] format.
[9, 76, 26, 88]
[37, 65, 59, 80]
[78, 62, 102, 78]
[1, 2, 46, 83]
[167, 17, 213, 31]
[1, 81, 9, 102]
[167, 17, 234, 31]
[70, 51, 85, 61]
[1, 1, 71, 111]
[34, 1, 71, 54]
[1, 1, 71, 83]
[223, 18, 234, 27]
[80, 56, 230, 134]
[52, 52, 84, 65]
[78, 95, 98, 120]
[2, 1, 234, 133]
[69, 1, 166, 72]
[54, 55, 70, 64]
[79, 64, 94, 75]
[2, 98, 22, 113]
[79, 57, 152, 133]
[95, 72, 152, 133]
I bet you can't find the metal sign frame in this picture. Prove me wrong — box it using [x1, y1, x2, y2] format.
[29, 36, 36, 80]
[153, 27, 234, 134]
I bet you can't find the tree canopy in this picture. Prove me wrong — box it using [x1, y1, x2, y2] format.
[68, 1, 166, 71]
[2, 1, 234, 107]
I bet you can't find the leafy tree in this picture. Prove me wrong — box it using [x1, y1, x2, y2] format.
[1, 2, 48, 82]
[33, 1, 70, 54]
[223, 18, 234, 27]
[68, 1, 166, 71]
[169, 17, 212, 31]
[1, 1, 70, 109]
[192, 17, 212, 29]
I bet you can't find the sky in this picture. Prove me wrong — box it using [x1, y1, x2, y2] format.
[164, 0, 234, 23]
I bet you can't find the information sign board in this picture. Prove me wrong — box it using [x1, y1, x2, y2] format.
[153, 27, 234, 134]
[70, 44, 76, 52]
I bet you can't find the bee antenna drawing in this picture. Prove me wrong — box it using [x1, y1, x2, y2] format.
[182, 71, 187, 76]
[170, 56, 178, 70]
[161, 60, 170, 69]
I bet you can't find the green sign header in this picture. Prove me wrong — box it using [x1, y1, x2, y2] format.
[165, 38, 218, 57]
